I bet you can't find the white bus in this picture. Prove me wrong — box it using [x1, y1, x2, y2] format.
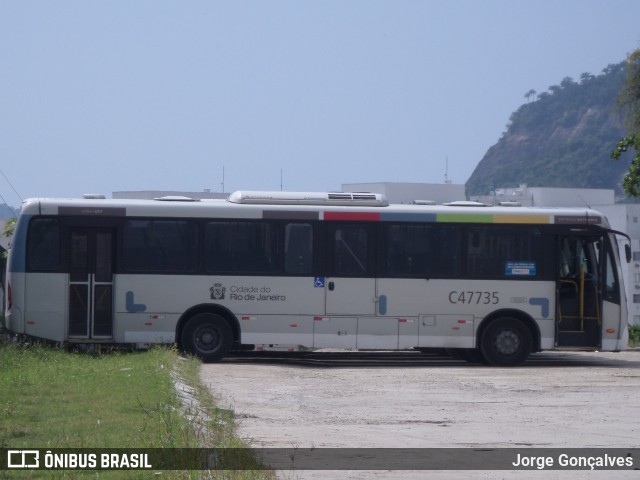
[4, 191, 631, 366]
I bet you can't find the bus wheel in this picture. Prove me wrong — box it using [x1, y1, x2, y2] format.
[480, 317, 532, 367]
[181, 313, 233, 362]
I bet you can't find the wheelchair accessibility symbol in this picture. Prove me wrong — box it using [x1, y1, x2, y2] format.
[314, 276, 325, 288]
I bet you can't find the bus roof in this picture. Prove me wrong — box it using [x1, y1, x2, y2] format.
[18, 192, 609, 228]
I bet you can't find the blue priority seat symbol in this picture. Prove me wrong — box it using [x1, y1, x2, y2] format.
[314, 277, 325, 288]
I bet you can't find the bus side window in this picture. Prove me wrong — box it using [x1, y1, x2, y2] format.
[603, 246, 619, 301]
[333, 226, 368, 275]
[204, 221, 278, 274]
[385, 225, 431, 275]
[468, 227, 541, 278]
[27, 218, 60, 271]
[123, 220, 197, 272]
[284, 223, 313, 274]
[467, 228, 492, 276]
[382, 224, 460, 278]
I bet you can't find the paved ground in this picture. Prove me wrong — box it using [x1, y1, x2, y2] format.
[200, 350, 640, 479]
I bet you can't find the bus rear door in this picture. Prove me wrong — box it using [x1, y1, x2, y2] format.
[67, 227, 115, 339]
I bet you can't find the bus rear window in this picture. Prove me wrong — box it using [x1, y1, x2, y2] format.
[27, 218, 61, 271]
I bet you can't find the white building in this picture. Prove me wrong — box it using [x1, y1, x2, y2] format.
[472, 184, 615, 207]
[341, 182, 466, 204]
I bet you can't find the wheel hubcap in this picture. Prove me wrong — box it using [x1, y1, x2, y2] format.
[495, 330, 520, 356]
[195, 326, 221, 353]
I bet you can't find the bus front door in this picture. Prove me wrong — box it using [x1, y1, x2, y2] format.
[556, 236, 602, 347]
[68, 228, 115, 339]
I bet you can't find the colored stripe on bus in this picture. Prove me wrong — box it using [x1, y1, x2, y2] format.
[321, 212, 553, 224]
[494, 215, 551, 224]
[436, 213, 493, 223]
[323, 211, 381, 221]
[380, 212, 438, 222]
[436, 213, 551, 224]
[263, 210, 320, 220]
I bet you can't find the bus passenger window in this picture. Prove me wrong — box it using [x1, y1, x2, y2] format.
[468, 227, 541, 278]
[603, 247, 619, 301]
[284, 223, 312, 274]
[386, 225, 431, 275]
[27, 218, 60, 271]
[123, 220, 197, 272]
[334, 227, 368, 275]
[384, 225, 460, 277]
[204, 222, 278, 274]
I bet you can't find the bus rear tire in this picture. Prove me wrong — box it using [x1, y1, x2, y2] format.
[181, 313, 233, 362]
[480, 317, 532, 367]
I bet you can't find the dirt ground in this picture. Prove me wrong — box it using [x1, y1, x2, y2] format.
[199, 350, 640, 479]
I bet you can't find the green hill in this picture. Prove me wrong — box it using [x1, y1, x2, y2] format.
[465, 62, 631, 198]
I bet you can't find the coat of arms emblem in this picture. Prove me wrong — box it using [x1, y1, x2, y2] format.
[210, 283, 226, 300]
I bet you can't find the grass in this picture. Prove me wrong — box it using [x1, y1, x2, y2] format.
[0, 341, 276, 480]
[629, 324, 640, 347]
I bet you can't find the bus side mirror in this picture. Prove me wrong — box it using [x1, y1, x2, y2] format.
[625, 244, 631, 263]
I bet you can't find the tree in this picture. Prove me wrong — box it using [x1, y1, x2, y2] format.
[580, 72, 595, 84]
[1, 217, 15, 260]
[560, 76, 576, 89]
[3, 218, 15, 238]
[524, 89, 537, 102]
[612, 49, 640, 196]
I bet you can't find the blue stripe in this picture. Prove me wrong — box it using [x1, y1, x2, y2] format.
[380, 212, 437, 222]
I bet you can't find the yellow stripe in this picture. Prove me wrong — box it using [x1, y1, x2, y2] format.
[492, 214, 550, 224]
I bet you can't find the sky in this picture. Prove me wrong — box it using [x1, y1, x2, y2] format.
[1, 0, 640, 204]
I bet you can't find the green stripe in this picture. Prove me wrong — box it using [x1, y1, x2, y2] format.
[436, 213, 493, 223]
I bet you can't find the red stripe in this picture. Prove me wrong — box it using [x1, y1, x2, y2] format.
[324, 211, 380, 221]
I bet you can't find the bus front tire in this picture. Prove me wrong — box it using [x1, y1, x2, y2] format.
[181, 313, 233, 362]
[480, 317, 532, 367]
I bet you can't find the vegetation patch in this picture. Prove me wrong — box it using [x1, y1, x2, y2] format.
[0, 342, 274, 479]
[629, 324, 640, 347]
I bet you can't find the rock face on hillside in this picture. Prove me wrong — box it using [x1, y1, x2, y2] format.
[466, 63, 632, 197]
